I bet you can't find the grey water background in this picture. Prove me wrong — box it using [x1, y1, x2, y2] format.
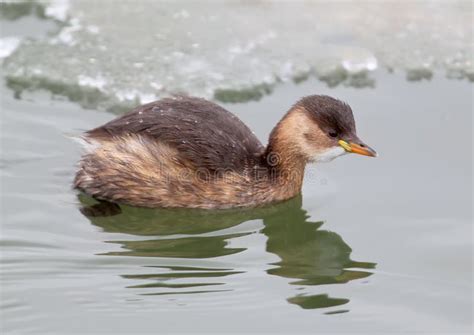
[0, 1, 473, 334]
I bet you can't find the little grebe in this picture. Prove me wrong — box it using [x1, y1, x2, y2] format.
[74, 95, 376, 209]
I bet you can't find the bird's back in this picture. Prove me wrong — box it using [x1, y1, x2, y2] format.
[86, 96, 265, 173]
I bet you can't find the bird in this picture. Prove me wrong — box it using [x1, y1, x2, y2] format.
[74, 95, 376, 209]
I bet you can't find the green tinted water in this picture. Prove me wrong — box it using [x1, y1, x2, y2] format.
[1, 72, 472, 333]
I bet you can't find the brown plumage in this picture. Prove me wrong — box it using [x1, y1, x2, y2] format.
[74, 95, 376, 209]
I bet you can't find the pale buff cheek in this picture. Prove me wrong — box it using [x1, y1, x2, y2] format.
[311, 146, 347, 163]
[299, 132, 340, 162]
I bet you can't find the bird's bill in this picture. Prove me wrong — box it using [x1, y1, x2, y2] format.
[338, 140, 377, 157]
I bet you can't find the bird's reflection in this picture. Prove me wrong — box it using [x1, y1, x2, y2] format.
[78, 194, 375, 309]
[261, 198, 375, 309]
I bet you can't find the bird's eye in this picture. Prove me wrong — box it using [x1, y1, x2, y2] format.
[328, 131, 338, 138]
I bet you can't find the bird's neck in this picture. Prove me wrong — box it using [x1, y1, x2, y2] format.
[259, 120, 308, 200]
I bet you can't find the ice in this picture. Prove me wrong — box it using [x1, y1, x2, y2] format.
[77, 74, 106, 90]
[0, 37, 20, 59]
[1, 1, 472, 111]
[44, 0, 70, 22]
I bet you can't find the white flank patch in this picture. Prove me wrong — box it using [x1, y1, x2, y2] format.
[312, 146, 346, 163]
[65, 134, 100, 153]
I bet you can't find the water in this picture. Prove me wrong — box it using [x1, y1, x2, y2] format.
[1, 1, 473, 334]
[1, 71, 472, 333]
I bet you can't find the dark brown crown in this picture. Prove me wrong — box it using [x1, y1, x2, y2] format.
[296, 95, 356, 138]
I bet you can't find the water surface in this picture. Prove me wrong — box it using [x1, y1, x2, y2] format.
[1, 72, 472, 333]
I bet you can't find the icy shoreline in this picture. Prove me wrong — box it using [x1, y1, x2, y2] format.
[1, 0, 472, 110]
